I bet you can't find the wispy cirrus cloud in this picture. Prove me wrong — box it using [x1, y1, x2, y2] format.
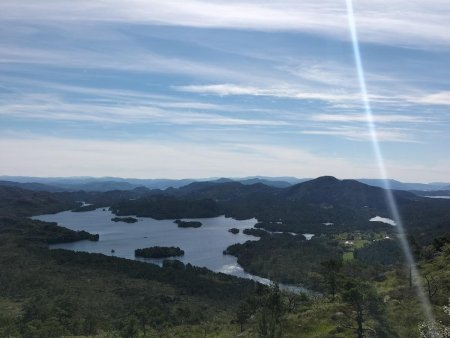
[410, 91, 450, 105]
[0, 91, 287, 127]
[0, 77, 237, 112]
[301, 126, 419, 143]
[175, 83, 360, 103]
[1, 77, 442, 146]
[0, 45, 252, 82]
[0, 90, 433, 143]
[1, 0, 449, 48]
[176, 83, 450, 110]
[311, 114, 429, 124]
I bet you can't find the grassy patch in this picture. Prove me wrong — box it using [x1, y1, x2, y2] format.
[343, 251, 354, 261]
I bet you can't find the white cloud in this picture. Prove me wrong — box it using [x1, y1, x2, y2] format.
[1, 79, 443, 145]
[411, 91, 450, 105]
[1, 77, 238, 112]
[175, 84, 360, 102]
[0, 45, 250, 82]
[0, 92, 287, 127]
[311, 114, 428, 124]
[1, 0, 449, 48]
[176, 84, 450, 111]
[0, 2, 448, 183]
[301, 126, 417, 143]
[279, 61, 358, 88]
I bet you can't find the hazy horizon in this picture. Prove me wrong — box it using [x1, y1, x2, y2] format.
[1, 174, 448, 185]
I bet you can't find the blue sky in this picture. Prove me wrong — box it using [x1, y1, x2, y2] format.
[0, 1, 449, 181]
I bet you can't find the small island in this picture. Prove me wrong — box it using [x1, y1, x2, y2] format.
[243, 228, 269, 237]
[135, 246, 184, 258]
[228, 228, 239, 234]
[111, 216, 138, 223]
[174, 219, 202, 228]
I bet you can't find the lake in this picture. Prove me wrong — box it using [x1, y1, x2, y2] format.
[33, 208, 279, 286]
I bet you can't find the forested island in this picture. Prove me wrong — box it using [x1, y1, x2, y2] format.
[242, 228, 269, 237]
[135, 246, 184, 258]
[111, 216, 138, 223]
[174, 219, 202, 228]
[228, 228, 239, 234]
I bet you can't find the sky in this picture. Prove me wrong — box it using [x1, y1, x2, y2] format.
[0, 0, 449, 182]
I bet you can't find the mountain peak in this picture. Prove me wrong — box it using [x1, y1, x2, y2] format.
[314, 176, 340, 183]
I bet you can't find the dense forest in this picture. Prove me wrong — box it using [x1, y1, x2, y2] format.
[0, 218, 258, 337]
[225, 235, 343, 288]
[0, 178, 449, 337]
[135, 246, 185, 258]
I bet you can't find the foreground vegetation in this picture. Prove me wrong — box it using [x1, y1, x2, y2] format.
[0, 180, 449, 337]
[0, 217, 258, 337]
[225, 229, 450, 337]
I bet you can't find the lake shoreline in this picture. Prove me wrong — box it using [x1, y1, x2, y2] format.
[33, 208, 311, 294]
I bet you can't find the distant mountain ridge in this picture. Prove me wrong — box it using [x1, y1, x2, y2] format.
[105, 176, 427, 231]
[1, 175, 449, 243]
[0, 180, 66, 193]
[0, 175, 448, 192]
[0, 176, 300, 191]
[172, 181, 280, 202]
[281, 176, 419, 209]
[169, 175, 420, 208]
[356, 178, 446, 191]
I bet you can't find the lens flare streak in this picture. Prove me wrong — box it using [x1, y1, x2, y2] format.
[344, 0, 435, 323]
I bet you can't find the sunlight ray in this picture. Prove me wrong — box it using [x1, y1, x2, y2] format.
[345, 0, 435, 323]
